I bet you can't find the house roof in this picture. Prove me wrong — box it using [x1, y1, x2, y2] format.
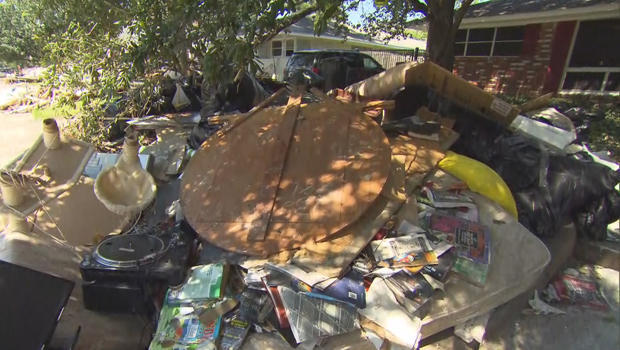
[460, 0, 620, 28]
[280, 16, 408, 49]
[284, 17, 372, 43]
[465, 0, 618, 18]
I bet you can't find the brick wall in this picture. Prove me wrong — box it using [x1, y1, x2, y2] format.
[453, 22, 556, 98]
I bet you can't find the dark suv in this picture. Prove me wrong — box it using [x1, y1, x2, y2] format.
[284, 50, 384, 91]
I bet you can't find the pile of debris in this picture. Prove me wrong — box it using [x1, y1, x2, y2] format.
[0, 61, 617, 349]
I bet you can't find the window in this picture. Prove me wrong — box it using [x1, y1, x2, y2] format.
[272, 40, 282, 57]
[562, 19, 620, 93]
[348, 53, 364, 68]
[363, 56, 380, 70]
[494, 26, 525, 56]
[287, 53, 315, 69]
[455, 26, 524, 57]
[285, 39, 295, 56]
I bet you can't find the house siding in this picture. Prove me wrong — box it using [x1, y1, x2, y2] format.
[453, 22, 556, 98]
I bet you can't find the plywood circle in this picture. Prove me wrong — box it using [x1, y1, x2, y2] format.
[181, 100, 391, 256]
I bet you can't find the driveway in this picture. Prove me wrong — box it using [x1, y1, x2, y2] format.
[0, 111, 42, 166]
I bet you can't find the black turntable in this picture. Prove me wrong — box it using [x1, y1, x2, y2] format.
[80, 222, 195, 314]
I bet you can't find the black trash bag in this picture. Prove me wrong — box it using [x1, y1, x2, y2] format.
[491, 134, 544, 191]
[515, 188, 557, 238]
[392, 86, 430, 120]
[576, 190, 620, 241]
[224, 72, 268, 113]
[448, 107, 620, 239]
[450, 110, 505, 164]
[514, 156, 619, 239]
[451, 112, 543, 191]
[546, 156, 619, 217]
[188, 121, 223, 150]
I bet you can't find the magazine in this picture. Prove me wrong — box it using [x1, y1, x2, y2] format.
[149, 297, 221, 349]
[310, 270, 366, 309]
[219, 314, 250, 350]
[359, 278, 422, 349]
[419, 188, 479, 222]
[427, 213, 491, 285]
[277, 286, 359, 344]
[428, 214, 490, 265]
[384, 272, 434, 316]
[370, 234, 433, 261]
[167, 263, 225, 303]
[421, 249, 456, 282]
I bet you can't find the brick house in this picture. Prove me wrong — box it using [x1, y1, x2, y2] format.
[453, 0, 620, 98]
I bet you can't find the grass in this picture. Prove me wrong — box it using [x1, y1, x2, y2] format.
[32, 102, 82, 120]
[548, 96, 620, 159]
[404, 29, 427, 40]
[588, 107, 620, 159]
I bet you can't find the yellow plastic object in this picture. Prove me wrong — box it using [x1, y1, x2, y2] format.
[438, 151, 518, 218]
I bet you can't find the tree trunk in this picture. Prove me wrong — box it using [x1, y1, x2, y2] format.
[426, 0, 457, 71]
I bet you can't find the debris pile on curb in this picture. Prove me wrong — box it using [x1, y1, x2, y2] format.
[1, 61, 618, 349]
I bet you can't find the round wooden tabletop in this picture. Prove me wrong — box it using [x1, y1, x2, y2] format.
[181, 99, 391, 256]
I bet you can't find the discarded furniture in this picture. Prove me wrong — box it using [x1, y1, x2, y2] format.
[345, 61, 519, 126]
[181, 98, 391, 256]
[0, 119, 93, 217]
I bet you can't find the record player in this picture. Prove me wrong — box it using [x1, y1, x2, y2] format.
[80, 222, 195, 313]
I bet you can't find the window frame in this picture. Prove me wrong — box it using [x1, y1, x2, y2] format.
[455, 26, 525, 57]
[362, 55, 381, 70]
[271, 40, 283, 57]
[285, 39, 295, 57]
[559, 20, 620, 95]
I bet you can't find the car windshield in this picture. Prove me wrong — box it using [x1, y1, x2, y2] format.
[287, 53, 315, 68]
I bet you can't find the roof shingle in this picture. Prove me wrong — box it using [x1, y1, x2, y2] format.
[465, 0, 618, 18]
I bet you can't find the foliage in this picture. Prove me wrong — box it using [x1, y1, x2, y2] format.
[590, 107, 620, 160]
[1, 0, 354, 147]
[405, 28, 428, 40]
[0, 1, 43, 66]
[546, 96, 620, 160]
[359, 0, 475, 69]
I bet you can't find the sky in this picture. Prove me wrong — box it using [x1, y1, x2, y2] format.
[347, 0, 375, 26]
[347, 0, 494, 26]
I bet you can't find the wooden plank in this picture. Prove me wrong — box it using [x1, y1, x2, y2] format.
[361, 100, 395, 111]
[291, 156, 407, 277]
[309, 87, 327, 101]
[291, 136, 445, 277]
[247, 94, 302, 241]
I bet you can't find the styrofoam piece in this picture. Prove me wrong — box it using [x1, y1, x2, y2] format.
[510, 115, 576, 150]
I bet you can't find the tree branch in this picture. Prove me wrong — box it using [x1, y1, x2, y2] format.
[407, 0, 429, 16]
[453, 0, 474, 29]
[253, 5, 319, 47]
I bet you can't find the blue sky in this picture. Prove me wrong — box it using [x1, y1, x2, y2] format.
[348, 0, 374, 25]
[347, 0, 494, 26]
